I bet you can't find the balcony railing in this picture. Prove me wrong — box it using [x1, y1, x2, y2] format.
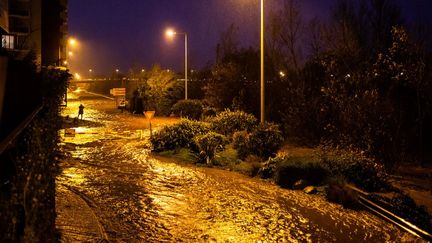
[9, 9, 30, 17]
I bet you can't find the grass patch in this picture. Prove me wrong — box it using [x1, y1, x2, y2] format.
[215, 144, 238, 166]
[157, 148, 198, 164]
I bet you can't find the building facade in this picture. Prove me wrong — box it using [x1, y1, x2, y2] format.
[1, 0, 68, 66]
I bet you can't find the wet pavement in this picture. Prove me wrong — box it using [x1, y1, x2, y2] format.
[56, 91, 422, 242]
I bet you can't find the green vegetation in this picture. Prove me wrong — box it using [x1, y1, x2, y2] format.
[171, 99, 204, 120]
[319, 148, 390, 192]
[232, 123, 284, 160]
[210, 110, 258, 136]
[150, 119, 209, 152]
[268, 155, 328, 189]
[194, 132, 228, 164]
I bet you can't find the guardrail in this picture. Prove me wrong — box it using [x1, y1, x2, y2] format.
[347, 185, 432, 241]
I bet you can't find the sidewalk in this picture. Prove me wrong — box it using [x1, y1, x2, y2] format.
[56, 184, 107, 242]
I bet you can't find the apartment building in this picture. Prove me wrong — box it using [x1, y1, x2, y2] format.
[1, 0, 68, 66]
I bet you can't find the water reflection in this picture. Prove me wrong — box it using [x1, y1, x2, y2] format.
[56, 91, 419, 242]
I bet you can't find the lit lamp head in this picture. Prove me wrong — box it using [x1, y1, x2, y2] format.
[68, 38, 77, 46]
[165, 28, 176, 38]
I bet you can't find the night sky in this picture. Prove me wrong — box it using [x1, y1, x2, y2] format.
[68, 0, 431, 77]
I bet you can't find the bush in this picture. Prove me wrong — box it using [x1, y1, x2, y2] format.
[320, 148, 390, 192]
[210, 110, 258, 136]
[194, 132, 228, 164]
[266, 154, 328, 188]
[202, 106, 217, 118]
[171, 99, 203, 120]
[232, 131, 249, 160]
[232, 123, 284, 160]
[326, 179, 360, 209]
[248, 122, 284, 159]
[233, 155, 263, 177]
[150, 119, 209, 152]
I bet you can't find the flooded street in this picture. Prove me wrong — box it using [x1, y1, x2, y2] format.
[56, 91, 418, 242]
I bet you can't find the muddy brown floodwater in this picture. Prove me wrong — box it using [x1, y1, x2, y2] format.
[56, 91, 422, 242]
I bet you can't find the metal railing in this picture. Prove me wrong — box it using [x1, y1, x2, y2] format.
[347, 185, 432, 241]
[0, 105, 43, 155]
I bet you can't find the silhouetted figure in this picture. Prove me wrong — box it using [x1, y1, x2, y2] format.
[134, 97, 144, 114]
[130, 90, 139, 113]
[78, 104, 84, 120]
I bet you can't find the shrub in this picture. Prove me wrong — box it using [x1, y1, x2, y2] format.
[267, 154, 328, 188]
[248, 122, 284, 159]
[150, 119, 209, 152]
[326, 179, 360, 209]
[194, 132, 228, 164]
[232, 131, 249, 160]
[232, 123, 284, 160]
[171, 99, 203, 120]
[320, 148, 390, 192]
[233, 155, 263, 177]
[210, 110, 258, 136]
[202, 106, 217, 118]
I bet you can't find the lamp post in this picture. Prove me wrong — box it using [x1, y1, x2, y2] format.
[165, 28, 188, 100]
[260, 0, 265, 123]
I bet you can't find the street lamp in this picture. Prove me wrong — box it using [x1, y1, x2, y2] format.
[165, 28, 188, 100]
[260, 0, 265, 123]
[68, 38, 77, 47]
[63, 37, 78, 67]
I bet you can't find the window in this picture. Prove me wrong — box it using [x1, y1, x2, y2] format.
[2, 35, 14, 49]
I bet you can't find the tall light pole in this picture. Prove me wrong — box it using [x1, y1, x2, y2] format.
[166, 28, 188, 100]
[260, 0, 265, 123]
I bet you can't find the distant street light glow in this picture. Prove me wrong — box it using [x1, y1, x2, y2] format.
[279, 71, 286, 77]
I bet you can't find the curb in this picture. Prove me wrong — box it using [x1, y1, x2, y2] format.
[56, 184, 109, 242]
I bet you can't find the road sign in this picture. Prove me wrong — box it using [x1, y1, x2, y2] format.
[64, 128, 76, 137]
[116, 96, 126, 107]
[112, 88, 126, 97]
[144, 111, 155, 138]
[144, 111, 155, 119]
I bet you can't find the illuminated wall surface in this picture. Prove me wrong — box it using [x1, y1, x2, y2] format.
[0, 0, 8, 33]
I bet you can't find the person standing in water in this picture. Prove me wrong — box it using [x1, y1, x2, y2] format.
[78, 104, 84, 120]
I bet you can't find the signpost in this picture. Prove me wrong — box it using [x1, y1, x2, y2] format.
[64, 128, 76, 137]
[111, 88, 126, 111]
[144, 111, 155, 138]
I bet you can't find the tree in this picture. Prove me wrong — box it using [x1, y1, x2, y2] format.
[143, 64, 183, 115]
[371, 26, 427, 167]
[268, 0, 304, 72]
[204, 47, 260, 115]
